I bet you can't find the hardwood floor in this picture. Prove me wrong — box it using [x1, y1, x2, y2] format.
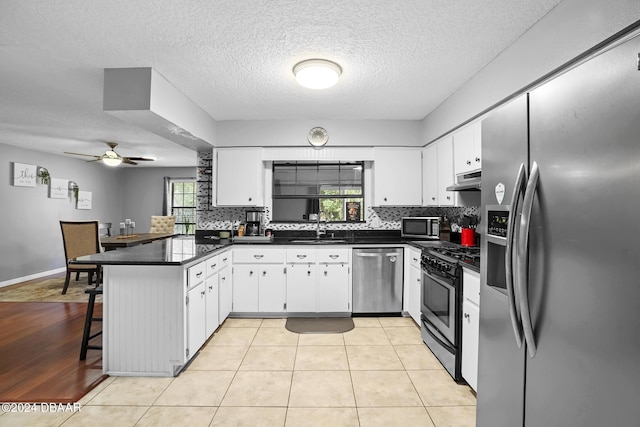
[0, 302, 107, 402]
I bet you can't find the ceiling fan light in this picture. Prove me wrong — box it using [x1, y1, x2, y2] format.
[102, 150, 122, 166]
[293, 59, 342, 90]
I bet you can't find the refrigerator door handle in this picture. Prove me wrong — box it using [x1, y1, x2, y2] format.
[518, 161, 540, 358]
[505, 163, 526, 348]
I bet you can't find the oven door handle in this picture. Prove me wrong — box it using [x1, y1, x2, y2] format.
[518, 161, 539, 358]
[423, 270, 455, 290]
[506, 163, 526, 348]
[422, 317, 455, 353]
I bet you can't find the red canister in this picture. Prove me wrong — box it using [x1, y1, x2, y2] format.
[461, 228, 476, 247]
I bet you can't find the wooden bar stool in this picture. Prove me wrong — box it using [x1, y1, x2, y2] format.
[80, 286, 103, 360]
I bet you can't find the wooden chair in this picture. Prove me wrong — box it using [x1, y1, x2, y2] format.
[59, 221, 102, 295]
[149, 215, 176, 233]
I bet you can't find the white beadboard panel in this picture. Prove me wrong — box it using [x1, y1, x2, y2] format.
[261, 146, 374, 161]
[103, 265, 186, 376]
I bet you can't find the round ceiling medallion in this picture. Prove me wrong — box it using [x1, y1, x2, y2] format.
[308, 127, 329, 148]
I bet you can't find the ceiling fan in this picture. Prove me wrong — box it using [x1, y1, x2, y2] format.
[64, 142, 155, 166]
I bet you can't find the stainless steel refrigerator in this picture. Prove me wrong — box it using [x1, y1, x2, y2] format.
[477, 31, 640, 426]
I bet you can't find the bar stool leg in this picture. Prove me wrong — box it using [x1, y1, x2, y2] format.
[80, 290, 102, 360]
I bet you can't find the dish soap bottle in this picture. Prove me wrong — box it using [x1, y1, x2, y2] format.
[237, 224, 245, 237]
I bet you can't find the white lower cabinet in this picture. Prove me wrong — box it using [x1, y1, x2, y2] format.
[186, 281, 206, 359]
[205, 272, 219, 337]
[232, 265, 259, 312]
[403, 246, 422, 325]
[233, 248, 286, 313]
[286, 263, 317, 312]
[317, 262, 350, 312]
[218, 264, 232, 325]
[461, 268, 480, 391]
[258, 265, 286, 312]
[285, 247, 351, 314]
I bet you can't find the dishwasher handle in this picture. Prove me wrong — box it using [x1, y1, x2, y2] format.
[355, 252, 401, 257]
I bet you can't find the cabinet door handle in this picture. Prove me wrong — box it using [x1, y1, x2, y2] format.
[262, 271, 267, 276]
[253, 254, 264, 259]
[296, 254, 307, 259]
[196, 272, 203, 278]
[324, 271, 328, 276]
[209, 285, 213, 290]
[248, 197, 252, 201]
[475, 157, 480, 162]
[201, 291, 205, 296]
[249, 271, 253, 276]
[431, 197, 436, 201]
[210, 263, 217, 269]
[464, 313, 470, 319]
[466, 160, 471, 165]
[384, 197, 388, 201]
[307, 271, 311, 276]
[223, 257, 228, 262]
[446, 196, 451, 200]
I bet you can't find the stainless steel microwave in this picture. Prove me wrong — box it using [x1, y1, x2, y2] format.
[401, 217, 440, 239]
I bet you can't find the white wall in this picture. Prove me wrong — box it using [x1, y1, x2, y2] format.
[215, 119, 422, 147]
[422, 0, 640, 143]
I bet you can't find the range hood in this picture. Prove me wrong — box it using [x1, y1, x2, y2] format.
[446, 170, 481, 191]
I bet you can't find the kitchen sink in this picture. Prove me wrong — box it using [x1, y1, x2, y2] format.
[289, 239, 348, 244]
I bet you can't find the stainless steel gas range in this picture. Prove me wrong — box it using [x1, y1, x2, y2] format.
[419, 245, 480, 382]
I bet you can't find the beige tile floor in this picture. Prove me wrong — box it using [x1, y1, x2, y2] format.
[0, 317, 476, 426]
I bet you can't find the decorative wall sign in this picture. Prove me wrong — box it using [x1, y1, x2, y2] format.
[49, 178, 68, 199]
[76, 191, 92, 210]
[12, 163, 37, 187]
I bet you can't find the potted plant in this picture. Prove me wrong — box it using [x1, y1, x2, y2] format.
[37, 167, 50, 185]
[68, 181, 79, 202]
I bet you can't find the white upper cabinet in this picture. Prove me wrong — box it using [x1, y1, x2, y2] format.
[453, 121, 482, 175]
[422, 143, 438, 206]
[216, 148, 264, 206]
[372, 147, 422, 206]
[436, 136, 456, 206]
[423, 136, 456, 206]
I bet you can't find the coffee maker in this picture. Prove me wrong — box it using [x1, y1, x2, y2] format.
[245, 211, 263, 236]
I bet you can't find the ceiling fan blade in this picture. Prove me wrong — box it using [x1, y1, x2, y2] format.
[86, 158, 103, 162]
[122, 158, 138, 165]
[64, 152, 101, 159]
[124, 157, 154, 161]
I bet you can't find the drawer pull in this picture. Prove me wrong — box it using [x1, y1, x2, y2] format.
[329, 254, 339, 259]
[196, 272, 203, 278]
[296, 254, 307, 259]
[253, 254, 264, 259]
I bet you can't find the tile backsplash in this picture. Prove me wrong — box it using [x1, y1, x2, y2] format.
[196, 151, 479, 231]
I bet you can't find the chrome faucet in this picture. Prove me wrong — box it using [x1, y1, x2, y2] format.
[316, 214, 327, 238]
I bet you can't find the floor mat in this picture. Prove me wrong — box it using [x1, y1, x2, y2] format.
[285, 317, 355, 334]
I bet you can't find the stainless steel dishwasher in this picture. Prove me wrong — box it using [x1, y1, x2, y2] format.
[352, 248, 404, 313]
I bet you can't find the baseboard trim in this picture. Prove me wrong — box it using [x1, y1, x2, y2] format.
[0, 268, 66, 289]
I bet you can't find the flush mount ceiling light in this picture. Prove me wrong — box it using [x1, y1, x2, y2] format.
[293, 59, 342, 90]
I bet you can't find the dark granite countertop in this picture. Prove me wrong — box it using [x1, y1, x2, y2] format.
[71, 232, 480, 270]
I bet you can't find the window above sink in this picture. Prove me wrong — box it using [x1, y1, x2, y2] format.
[272, 161, 364, 223]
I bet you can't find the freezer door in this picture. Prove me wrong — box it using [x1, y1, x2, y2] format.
[526, 34, 640, 426]
[477, 94, 528, 427]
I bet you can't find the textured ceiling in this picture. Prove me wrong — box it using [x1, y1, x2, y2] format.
[0, 0, 562, 166]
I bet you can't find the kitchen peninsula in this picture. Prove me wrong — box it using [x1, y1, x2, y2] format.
[72, 233, 477, 377]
